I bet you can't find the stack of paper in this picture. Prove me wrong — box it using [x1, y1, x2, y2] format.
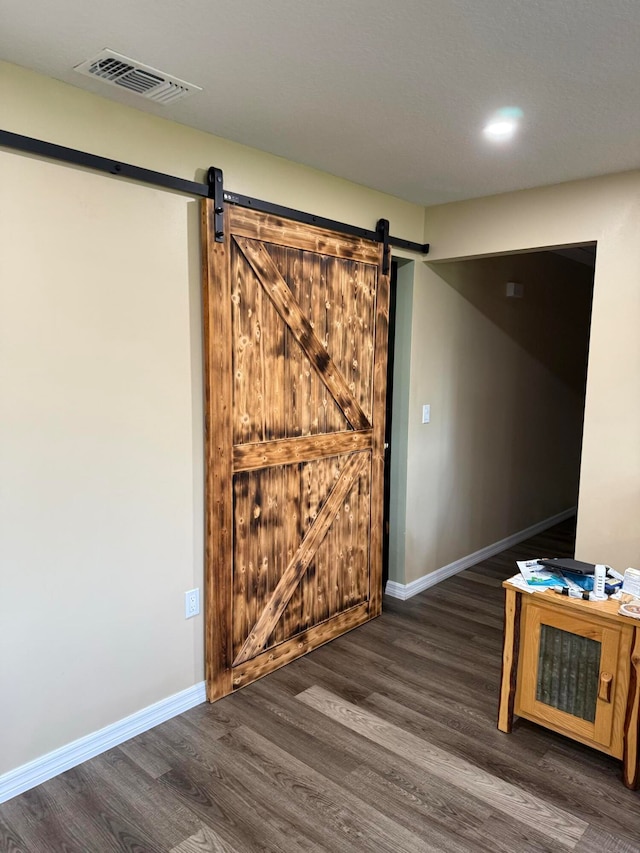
[516, 559, 567, 589]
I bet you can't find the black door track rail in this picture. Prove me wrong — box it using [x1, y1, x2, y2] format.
[1, 129, 429, 259]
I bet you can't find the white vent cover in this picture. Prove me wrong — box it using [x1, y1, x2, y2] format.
[74, 49, 201, 105]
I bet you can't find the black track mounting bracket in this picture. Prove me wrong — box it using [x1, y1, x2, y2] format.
[207, 167, 225, 243]
[376, 218, 391, 275]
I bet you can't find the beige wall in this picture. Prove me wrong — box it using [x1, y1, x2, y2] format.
[392, 251, 592, 585]
[0, 157, 201, 773]
[0, 61, 425, 776]
[422, 176, 640, 574]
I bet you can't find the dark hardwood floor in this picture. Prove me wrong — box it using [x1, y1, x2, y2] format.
[2, 518, 639, 852]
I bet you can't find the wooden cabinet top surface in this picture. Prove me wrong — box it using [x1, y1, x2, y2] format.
[502, 580, 640, 629]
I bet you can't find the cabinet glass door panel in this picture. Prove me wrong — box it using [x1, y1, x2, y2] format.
[536, 625, 600, 722]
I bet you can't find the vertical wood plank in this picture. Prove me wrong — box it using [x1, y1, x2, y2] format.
[232, 244, 262, 445]
[256, 250, 268, 443]
[202, 199, 234, 701]
[300, 250, 314, 438]
[334, 260, 349, 615]
[232, 473, 249, 659]
[303, 249, 329, 436]
[346, 263, 360, 418]
[282, 461, 303, 642]
[368, 250, 389, 617]
[498, 586, 522, 732]
[327, 457, 343, 618]
[344, 469, 356, 610]
[345, 261, 358, 417]
[266, 467, 283, 646]
[324, 255, 347, 435]
[314, 457, 330, 625]
[623, 628, 640, 789]
[300, 459, 316, 631]
[286, 248, 302, 438]
[254, 472, 269, 656]
[354, 464, 371, 605]
[262, 246, 286, 441]
[268, 466, 286, 647]
[360, 262, 377, 418]
[318, 254, 329, 436]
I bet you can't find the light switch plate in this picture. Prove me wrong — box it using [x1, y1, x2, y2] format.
[422, 404, 431, 424]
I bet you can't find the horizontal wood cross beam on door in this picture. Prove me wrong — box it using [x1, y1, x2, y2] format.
[233, 430, 373, 472]
[232, 450, 370, 666]
[234, 236, 372, 432]
[222, 185, 430, 254]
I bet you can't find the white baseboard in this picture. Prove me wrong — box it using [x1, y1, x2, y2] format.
[0, 681, 206, 804]
[385, 507, 576, 601]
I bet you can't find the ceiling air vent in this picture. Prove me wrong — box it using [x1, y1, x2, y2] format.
[74, 49, 201, 105]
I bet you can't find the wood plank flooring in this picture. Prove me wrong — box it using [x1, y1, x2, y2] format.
[2, 518, 639, 852]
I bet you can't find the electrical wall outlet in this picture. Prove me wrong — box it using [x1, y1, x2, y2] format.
[185, 588, 200, 619]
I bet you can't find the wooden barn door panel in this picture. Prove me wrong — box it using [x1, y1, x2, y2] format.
[202, 203, 389, 701]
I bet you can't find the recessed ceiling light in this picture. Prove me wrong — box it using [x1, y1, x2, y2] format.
[483, 107, 523, 142]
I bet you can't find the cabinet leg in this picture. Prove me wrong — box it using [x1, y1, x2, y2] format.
[498, 587, 521, 733]
[623, 630, 640, 789]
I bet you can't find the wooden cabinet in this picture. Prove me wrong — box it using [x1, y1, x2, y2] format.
[498, 584, 640, 788]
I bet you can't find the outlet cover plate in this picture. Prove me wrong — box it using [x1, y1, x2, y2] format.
[185, 588, 200, 619]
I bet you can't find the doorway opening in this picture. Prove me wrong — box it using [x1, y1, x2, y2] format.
[385, 243, 595, 592]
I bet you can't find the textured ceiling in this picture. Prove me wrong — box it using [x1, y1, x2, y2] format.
[1, 0, 640, 205]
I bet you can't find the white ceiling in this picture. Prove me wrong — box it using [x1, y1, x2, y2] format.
[2, 0, 640, 206]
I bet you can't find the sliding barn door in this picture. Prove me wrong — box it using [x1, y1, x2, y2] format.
[202, 203, 389, 700]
